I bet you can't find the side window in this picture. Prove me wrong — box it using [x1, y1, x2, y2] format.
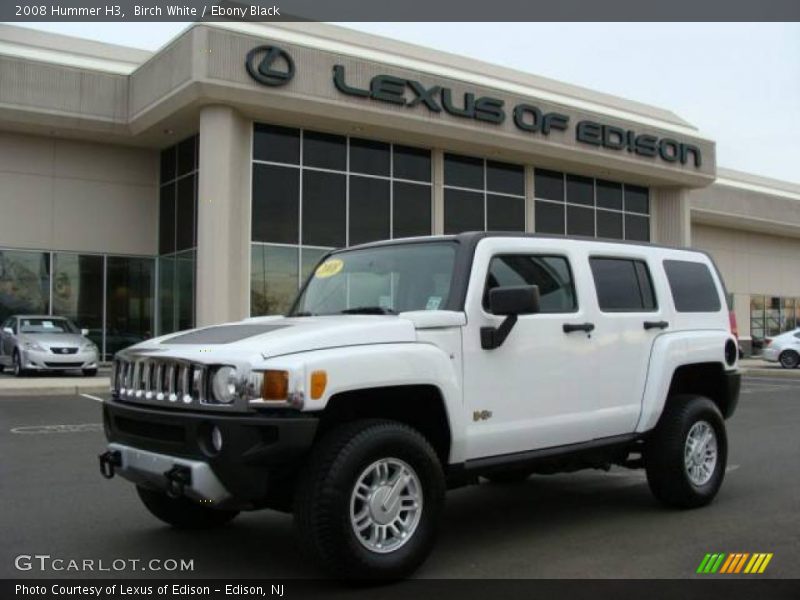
[590, 257, 657, 312]
[483, 255, 577, 313]
[663, 260, 722, 312]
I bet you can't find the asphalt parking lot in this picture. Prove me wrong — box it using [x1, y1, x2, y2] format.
[0, 377, 798, 580]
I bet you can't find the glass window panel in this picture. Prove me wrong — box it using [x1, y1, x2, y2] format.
[484, 255, 577, 313]
[393, 145, 431, 182]
[596, 179, 623, 210]
[158, 255, 175, 335]
[159, 183, 175, 255]
[566, 174, 594, 206]
[596, 209, 623, 240]
[444, 154, 484, 190]
[663, 260, 722, 313]
[251, 244, 299, 316]
[534, 201, 565, 234]
[301, 247, 331, 285]
[625, 185, 650, 214]
[590, 258, 653, 312]
[303, 131, 346, 171]
[105, 256, 154, 359]
[486, 160, 524, 196]
[176, 250, 195, 332]
[534, 169, 564, 202]
[393, 182, 432, 238]
[175, 174, 196, 251]
[0, 250, 51, 322]
[349, 138, 390, 177]
[253, 123, 300, 164]
[52, 253, 103, 347]
[567, 205, 595, 237]
[349, 176, 390, 246]
[251, 164, 299, 244]
[444, 188, 484, 234]
[766, 296, 781, 336]
[625, 214, 650, 242]
[303, 171, 346, 247]
[487, 194, 525, 231]
[177, 135, 196, 177]
[160, 145, 176, 184]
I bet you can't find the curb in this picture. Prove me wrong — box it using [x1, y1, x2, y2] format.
[0, 384, 109, 398]
[740, 368, 800, 380]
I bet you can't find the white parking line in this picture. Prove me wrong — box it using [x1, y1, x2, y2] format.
[80, 393, 105, 403]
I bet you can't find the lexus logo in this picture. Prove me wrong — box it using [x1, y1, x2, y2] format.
[246, 45, 295, 87]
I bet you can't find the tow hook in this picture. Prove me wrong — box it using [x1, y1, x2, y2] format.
[98, 450, 122, 479]
[164, 465, 192, 498]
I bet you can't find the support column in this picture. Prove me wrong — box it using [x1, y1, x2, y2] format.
[651, 186, 692, 247]
[432, 149, 444, 235]
[195, 105, 251, 326]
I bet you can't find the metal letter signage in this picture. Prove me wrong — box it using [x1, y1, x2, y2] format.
[246, 45, 295, 87]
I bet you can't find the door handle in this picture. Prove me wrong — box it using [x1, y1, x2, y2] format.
[562, 322, 595, 334]
[643, 320, 669, 330]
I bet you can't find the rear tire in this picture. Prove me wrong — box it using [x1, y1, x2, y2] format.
[645, 395, 727, 508]
[136, 486, 239, 529]
[779, 350, 799, 369]
[294, 419, 445, 580]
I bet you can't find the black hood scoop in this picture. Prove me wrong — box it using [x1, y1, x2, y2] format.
[163, 323, 290, 345]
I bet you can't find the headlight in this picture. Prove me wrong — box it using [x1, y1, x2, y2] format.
[23, 340, 45, 352]
[211, 366, 239, 404]
[81, 341, 97, 352]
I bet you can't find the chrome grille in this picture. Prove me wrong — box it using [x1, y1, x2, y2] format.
[113, 358, 207, 406]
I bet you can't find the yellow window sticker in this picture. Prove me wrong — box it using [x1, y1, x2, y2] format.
[315, 258, 344, 278]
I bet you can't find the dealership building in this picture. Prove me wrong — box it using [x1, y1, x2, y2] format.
[0, 21, 798, 358]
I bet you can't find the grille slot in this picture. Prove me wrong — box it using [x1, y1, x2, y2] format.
[114, 358, 210, 406]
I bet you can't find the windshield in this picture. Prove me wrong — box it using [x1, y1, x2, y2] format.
[290, 242, 457, 316]
[19, 318, 78, 334]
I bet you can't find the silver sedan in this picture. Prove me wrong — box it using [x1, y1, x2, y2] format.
[0, 315, 99, 376]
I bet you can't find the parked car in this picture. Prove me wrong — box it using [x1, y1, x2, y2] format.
[0, 315, 99, 376]
[762, 328, 800, 368]
[98, 233, 740, 579]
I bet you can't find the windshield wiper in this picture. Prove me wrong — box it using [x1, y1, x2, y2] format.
[340, 306, 397, 315]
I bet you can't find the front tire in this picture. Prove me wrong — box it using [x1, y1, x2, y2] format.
[13, 351, 26, 377]
[779, 350, 799, 369]
[294, 420, 445, 580]
[645, 395, 727, 508]
[136, 486, 239, 529]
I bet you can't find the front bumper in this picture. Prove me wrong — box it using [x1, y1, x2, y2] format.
[101, 398, 318, 508]
[20, 348, 97, 370]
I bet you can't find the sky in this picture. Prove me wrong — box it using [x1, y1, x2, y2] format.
[10, 22, 800, 184]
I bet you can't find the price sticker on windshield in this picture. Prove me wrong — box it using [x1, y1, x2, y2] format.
[315, 258, 344, 279]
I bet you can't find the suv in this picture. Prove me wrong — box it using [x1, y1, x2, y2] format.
[99, 233, 740, 579]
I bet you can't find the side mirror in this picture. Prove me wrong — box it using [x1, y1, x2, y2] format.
[2, 327, 12, 335]
[81, 329, 89, 336]
[482, 285, 540, 350]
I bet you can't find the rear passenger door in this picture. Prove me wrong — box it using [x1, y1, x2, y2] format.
[585, 255, 664, 438]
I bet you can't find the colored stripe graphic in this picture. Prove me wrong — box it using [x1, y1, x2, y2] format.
[734, 553, 750, 573]
[758, 554, 773, 573]
[719, 554, 736, 574]
[699, 552, 772, 574]
[697, 554, 713, 573]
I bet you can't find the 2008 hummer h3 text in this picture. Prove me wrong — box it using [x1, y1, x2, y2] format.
[99, 233, 740, 579]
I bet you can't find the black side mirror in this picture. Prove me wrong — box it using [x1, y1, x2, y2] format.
[482, 285, 540, 350]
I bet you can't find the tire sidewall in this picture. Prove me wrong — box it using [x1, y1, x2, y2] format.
[678, 402, 727, 498]
[779, 350, 799, 369]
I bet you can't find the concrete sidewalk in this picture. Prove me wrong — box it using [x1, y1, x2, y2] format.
[738, 358, 800, 379]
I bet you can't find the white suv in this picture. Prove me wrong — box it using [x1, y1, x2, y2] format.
[99, 233, 740, 579]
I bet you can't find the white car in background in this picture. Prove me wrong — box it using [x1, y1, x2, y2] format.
[762, 328, 800, 368]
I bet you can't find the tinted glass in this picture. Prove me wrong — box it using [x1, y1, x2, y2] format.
[393, 182, 432, 238]
[303, 131, 346, 171]
[349, 138, 390, 176]
[487, 194, 525, 231]
[52, 253, 103, 347]
[158, 255, 175, 334]
[663, 260, 722, 312]
[176, 251, 195, 332]
[301, 247, 330, 283]
[159, 145, 176, 184]
[106, 256, 154, 357]
[590, 258, 656, 312]
[158, 183, 175, 255]
[250, 244, 298, 316]
[484, 255, 576, 313]
[567, 205, 595, 237]
[534, 201, 565, 234]
[486, 160, 524, 195]
[175, 174, 196, 251]
[303, 170, 346, 247]
[566, 174, 594, 206]
[444, 154, 483, 189]
[625, 185, 650, 214]
[393, 145, 431, 182]
[444, 188, 484, 234]
[534, 169, 564, 201]
[349, 176, 390, 245]
[251, 164, 299, 245]
[0, 250, 50, 322]
[596, 179, 622, 210]
[253, 124, 300, 164]
[625, 214, 650, 242]
[596, 210, 623, 239]
[176, 135, 196, 177]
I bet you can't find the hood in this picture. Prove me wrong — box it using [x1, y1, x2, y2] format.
[22, 333, 88, 348]
[119, 315, 421, 363]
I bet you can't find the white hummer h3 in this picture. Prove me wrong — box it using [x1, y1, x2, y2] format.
[99, 232, 740, 579]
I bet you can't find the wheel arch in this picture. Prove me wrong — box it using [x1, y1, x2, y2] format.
[665, 362, 738, 419]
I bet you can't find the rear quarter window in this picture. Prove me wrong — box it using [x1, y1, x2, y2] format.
[663, 259, 721, 312]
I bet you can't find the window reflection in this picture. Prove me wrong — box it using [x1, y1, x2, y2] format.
[106, 257, 154, 359]
[53, 253, 103, 348]
[0, 250, 50, 322]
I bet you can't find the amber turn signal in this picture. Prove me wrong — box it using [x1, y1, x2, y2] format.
[262, 370, 289, 401]
[310, 370, 327, 400]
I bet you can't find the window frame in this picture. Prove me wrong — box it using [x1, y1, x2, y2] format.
[589, 255, 659, 313]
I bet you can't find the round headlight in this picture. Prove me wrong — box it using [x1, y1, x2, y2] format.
[211, 366, 238, 404]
